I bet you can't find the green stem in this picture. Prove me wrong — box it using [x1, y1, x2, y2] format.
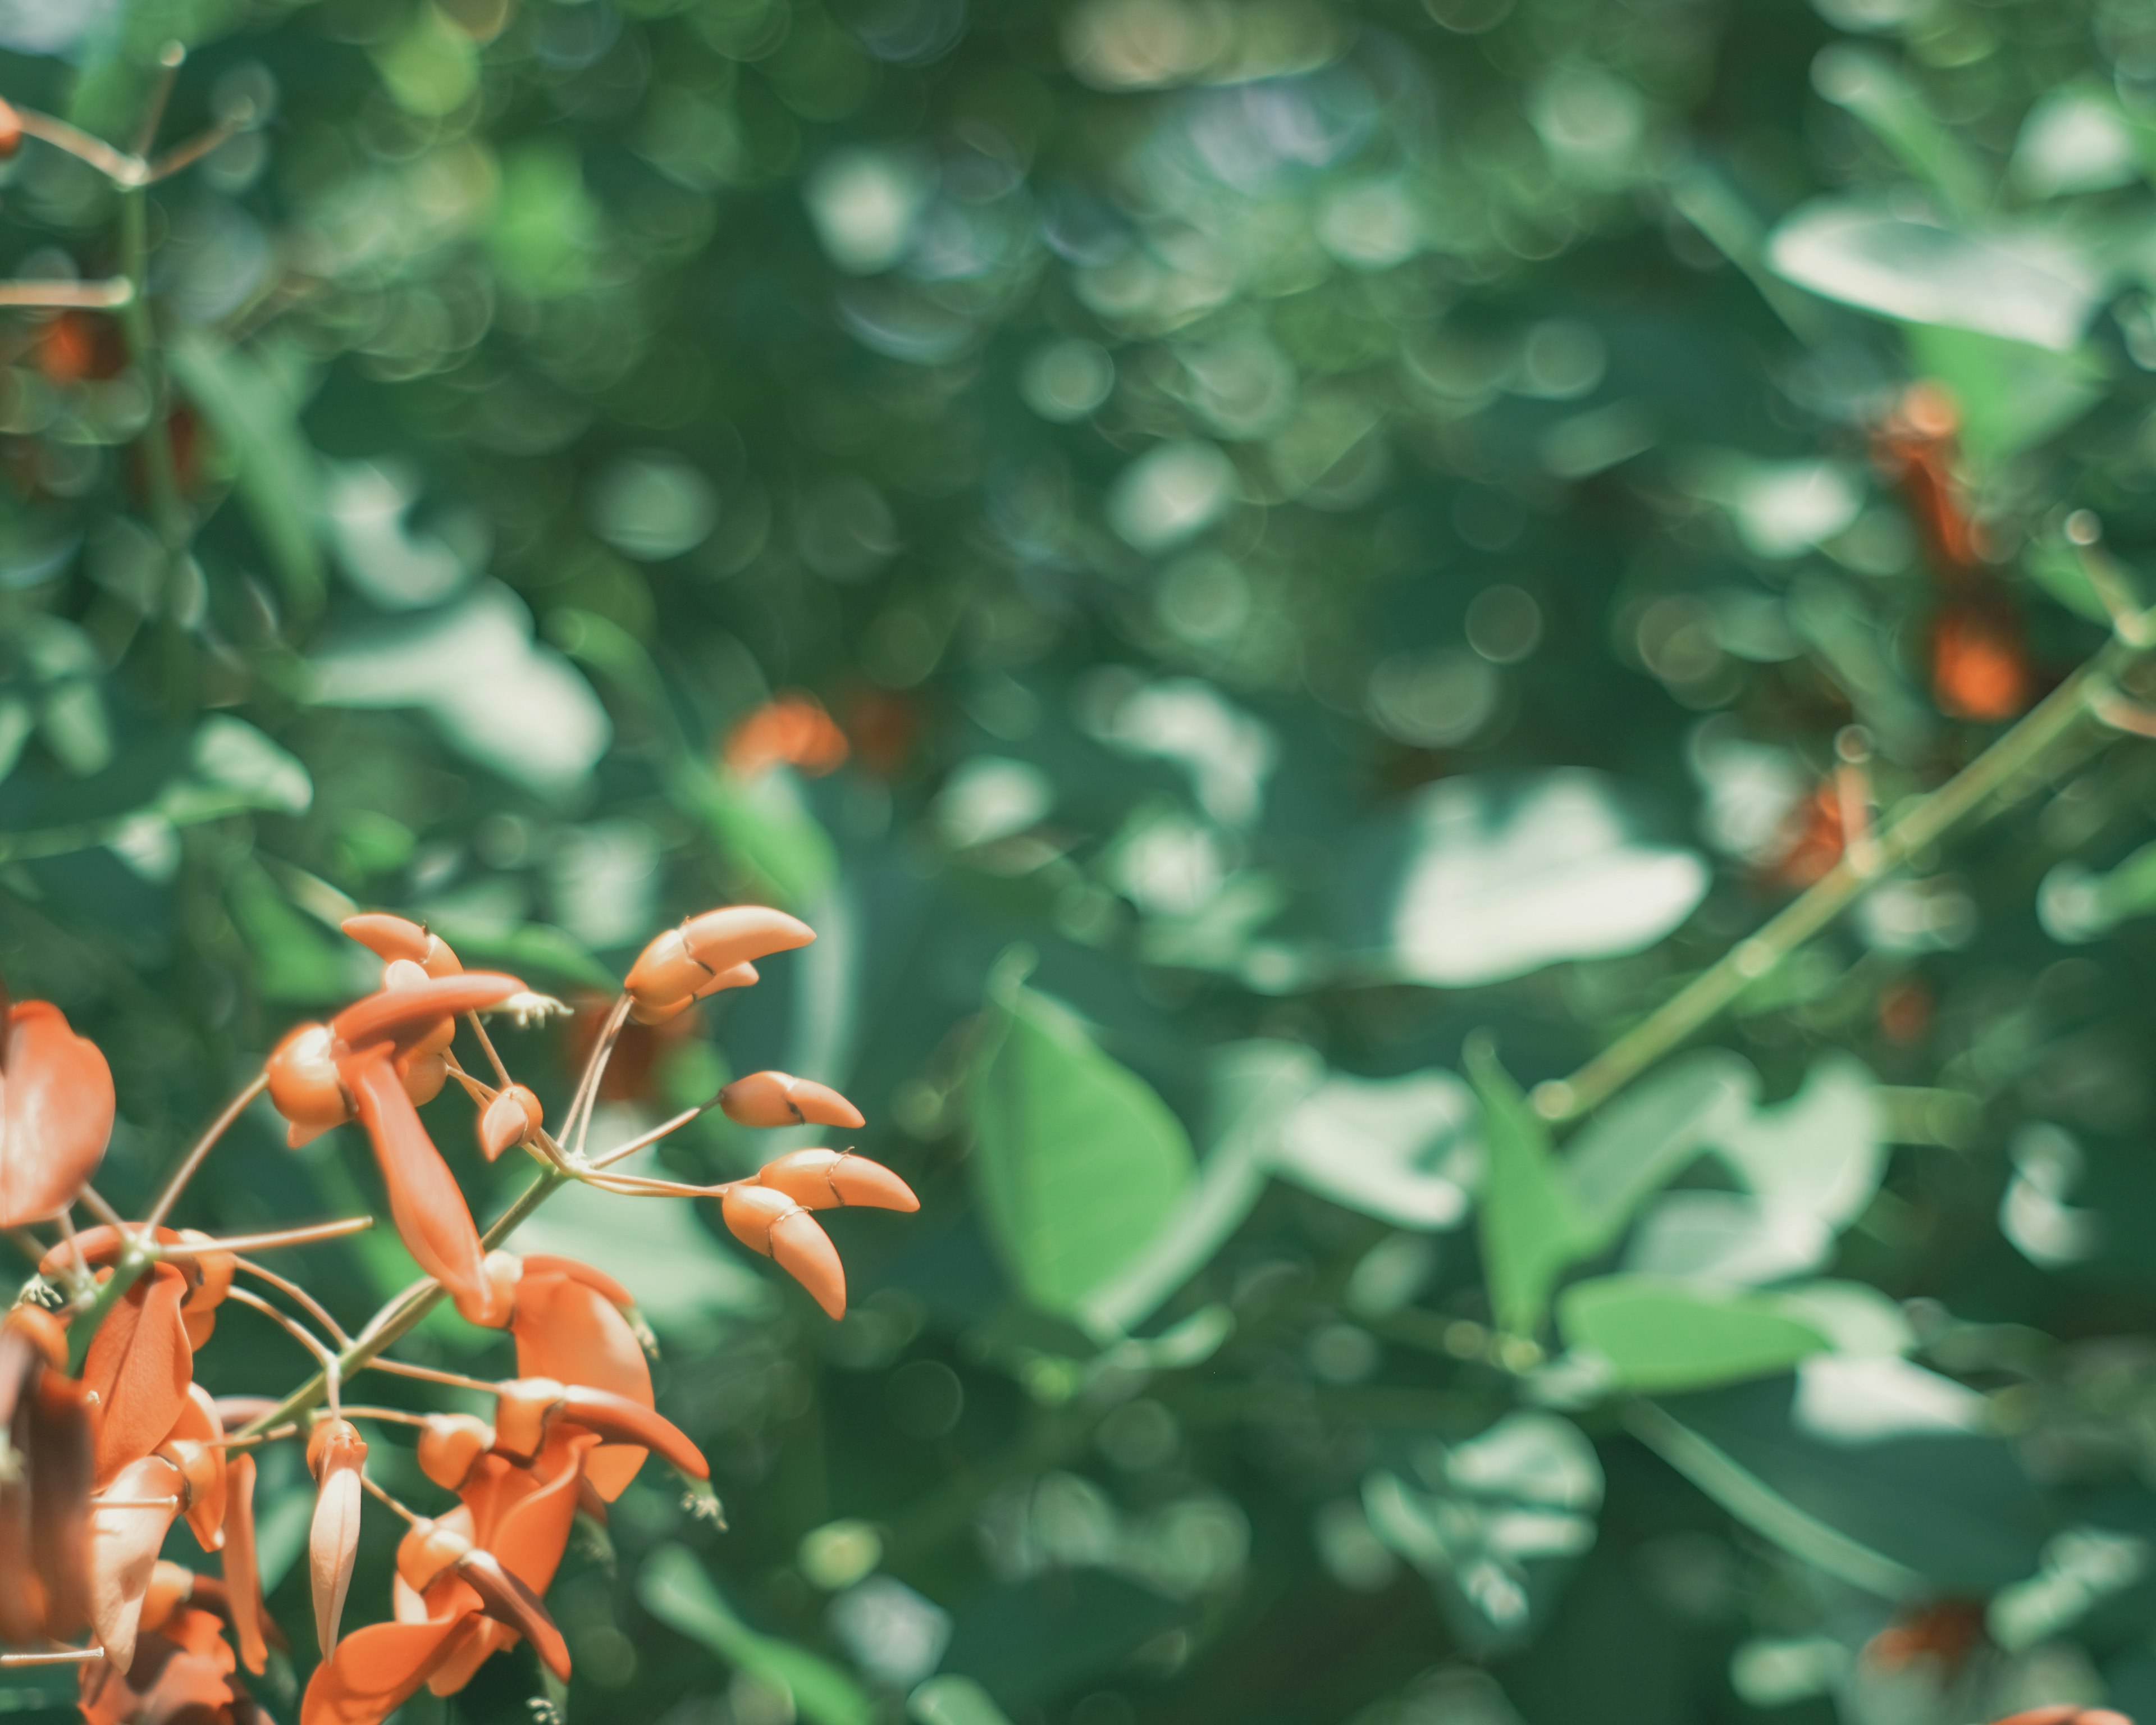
[1534, 629, 2149, 1124]
[66, 1247, 151, 1375]
[115, 188, 188, 562]
[235, 1170, 566, 1440]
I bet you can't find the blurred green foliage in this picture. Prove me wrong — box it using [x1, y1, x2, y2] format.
[18, 0, 2156, 1721]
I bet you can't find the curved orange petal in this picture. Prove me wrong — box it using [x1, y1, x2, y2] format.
[477, 1085, 542, 1161]
[511, 1268, 652, 1499]
[756, 1148, 917, 1213]
[331, 973, 523, 1056]
[555, 1386, 707, 1484]
[0, 1000, 116, 1227]
[346, 1048, 503, 1326]
[342, 914, 462, 978]
[300, 1578, 480, 1725]
[88, 1453, 185, 1672]
[720, 1071, 866, 1130]
[221, 1450, 268, 1675]
[458, 1546, 571, 1680]
[678, 906, 815, 974]
[83, 1263, 193, 1485]
[486, 1435, 589, 1592]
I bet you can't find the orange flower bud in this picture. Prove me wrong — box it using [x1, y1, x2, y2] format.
[679, 905, 815, 976]
[267, 1023, 350, 1144]
[307, 1417, 367, 1656]
[418, 1413, 497, 1491]
[725, 693, 850, 779]
[721, 1070, 866, 1130]
[721, 1185, 846, 1318]
[756, 1148, 918, 1213]
[343, 912, 463, 978]
[478, 1085, 543, 1161]
[0, 100, 20, 161]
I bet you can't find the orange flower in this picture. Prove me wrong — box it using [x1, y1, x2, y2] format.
[80, 1599, 267, 1725]
[0, 997, 117, 1227]
[305, 1449, 584, 1721]
[308, 1418, 367, 1656]
[724, 693, 850, 779]
[490, 1253, 657, 1499]
[40, 1226, 234, 1349]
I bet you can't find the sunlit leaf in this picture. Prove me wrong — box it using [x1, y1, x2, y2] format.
[1557, 1276, 1830, 1392]
[1340, 771, 1709, 987]
[967, 957, 1196, 1318]
[1468, 1039, 1583, 1337]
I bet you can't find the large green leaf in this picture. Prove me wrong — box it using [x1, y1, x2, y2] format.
[967, 957, 1196, 1318]
[1340, 770, 1708, 987]
[1557, 1276, 1830, 1393]
[1468, 1039, 1584, 1338]
[638, 1546, 872, 1725]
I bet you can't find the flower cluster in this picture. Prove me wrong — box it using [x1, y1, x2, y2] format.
[0, 904, 915, 1721]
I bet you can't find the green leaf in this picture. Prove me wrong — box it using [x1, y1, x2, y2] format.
[910, 1676, 1017, 1725]
[1341, 771, 1709, 987]
[637, 1546, 872, 1725]
[1272, 1067, 1479, 1229]
[166, 329, 326, 613]
[967, 955, 1197, 1318]
[1563, 1051, 1757, 1257]
[1768, 197, 2103, 352]
[1467, 1038, 1584, 1337]
[1557, 1276, 1831, 1393]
